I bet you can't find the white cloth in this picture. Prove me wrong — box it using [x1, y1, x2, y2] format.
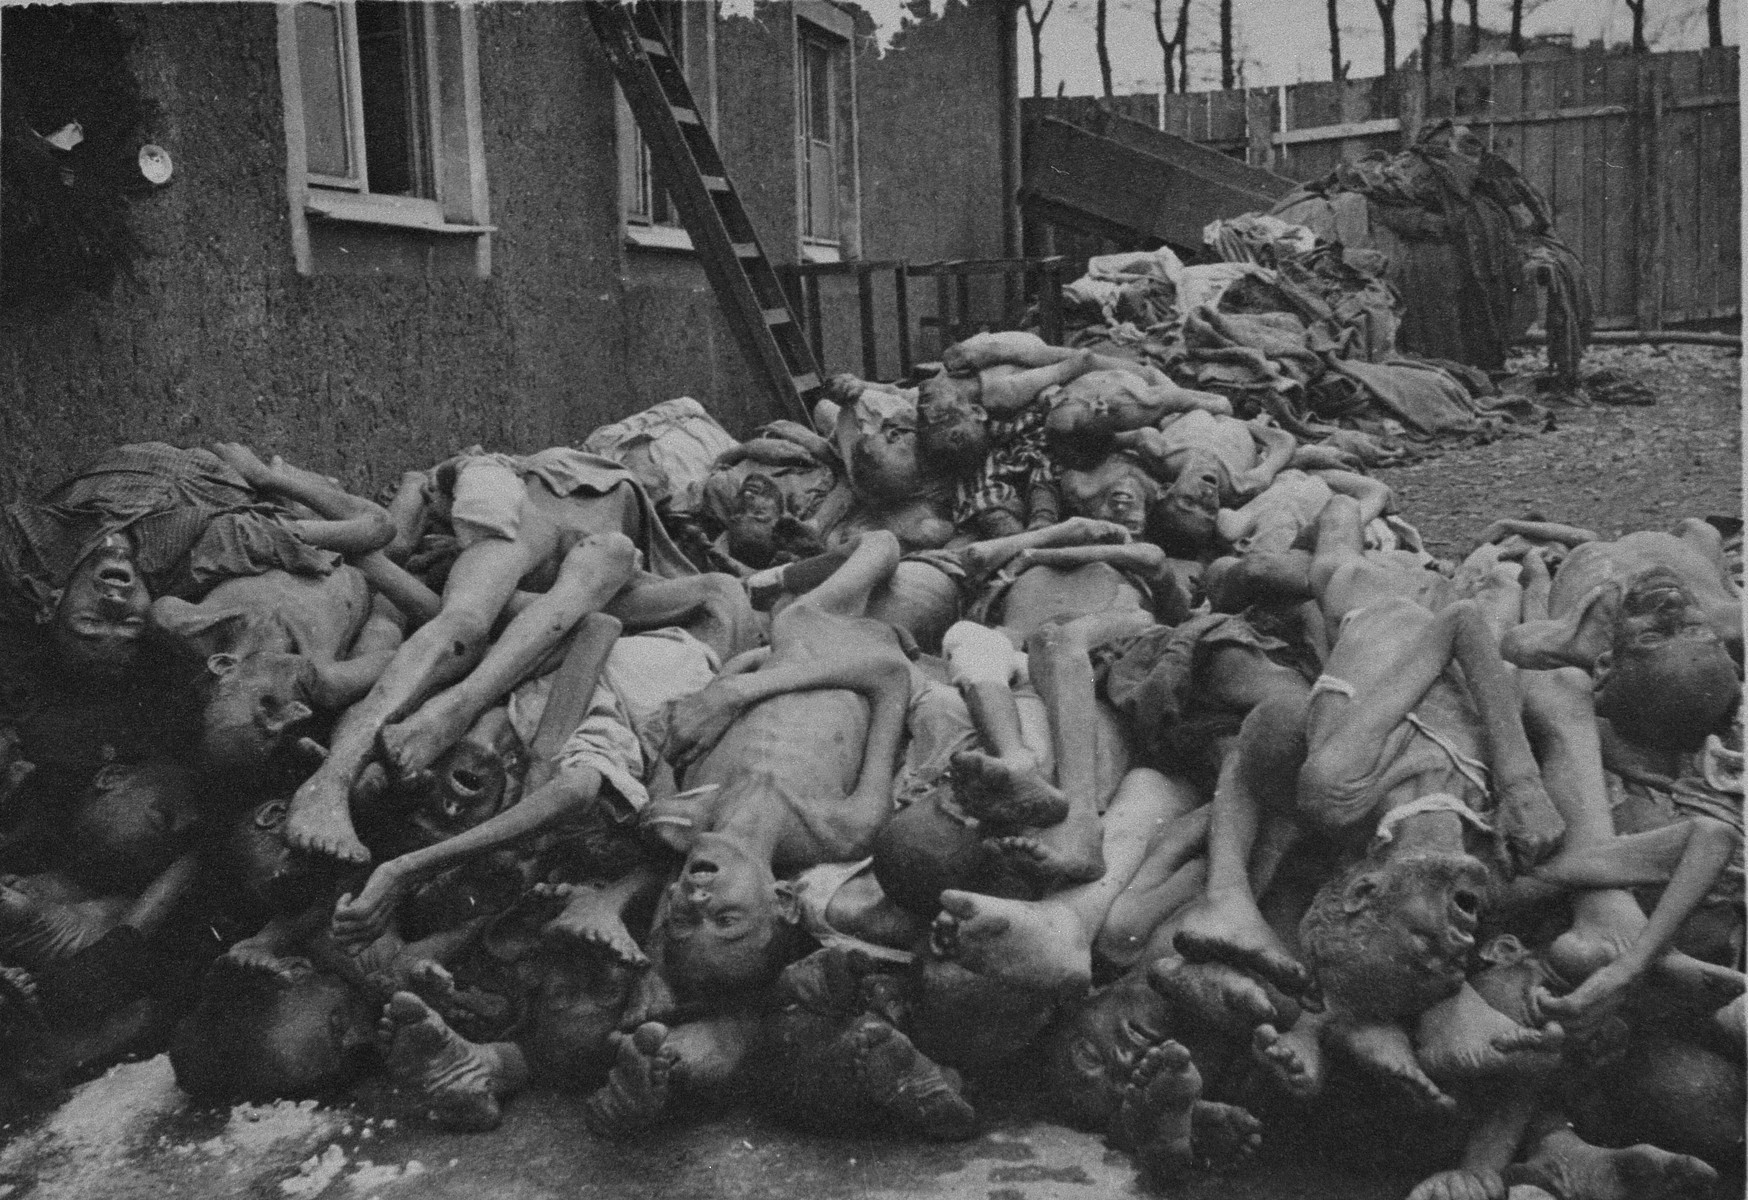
[508, 628, 719, 810]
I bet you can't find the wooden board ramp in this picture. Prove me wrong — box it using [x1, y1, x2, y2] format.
[1021, 114, 1294, 253]
[584, 0, 822, 422]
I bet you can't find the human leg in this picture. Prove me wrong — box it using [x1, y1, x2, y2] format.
[381, 534, 638, 777]
[287, 534, 541, 863]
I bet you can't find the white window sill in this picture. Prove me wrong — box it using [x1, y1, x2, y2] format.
[625, 223, 695, 252]
[305, 190, 494, 235]
[801, 241, 842, 263]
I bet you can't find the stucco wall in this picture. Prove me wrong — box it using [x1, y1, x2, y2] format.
[0, 4, 645, 499]
[0, 1, 1012, 500]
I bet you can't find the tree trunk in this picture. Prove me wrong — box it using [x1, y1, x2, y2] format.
[1421, 0, 1435, 70]
[1375, 0, 1397, 76]
[1440, 0, 1454, 67]
[1627, 0, 1647, 54]
[1179, 0, 1191, 87]
[1709, 0, 1723, 47]
[1328, 0, 1345, 81]
[1220, 0, 1235, 90]
[1023, 0, 1055, 98]
[1509, 0, 1523, 55]
[1152, 0, 1177, 93]
[1096, 0, 1114, 98]
[1467, 0, 1479, 54]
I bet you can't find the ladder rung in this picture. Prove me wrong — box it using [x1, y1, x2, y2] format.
[791, 374, 821, 391]
[638, 36, 669, 56]
[701, 176, 730, 192]
[731, 242, 760, 258]
[671, 106, 700, 125]
[762, 308, 792, 326]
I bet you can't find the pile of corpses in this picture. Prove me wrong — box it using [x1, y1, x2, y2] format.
[0, 345, 1738, 1199]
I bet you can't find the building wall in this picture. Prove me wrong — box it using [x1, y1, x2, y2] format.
[0, 1, 1012, 501]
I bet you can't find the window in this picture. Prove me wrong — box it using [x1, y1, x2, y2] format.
[618, 1, 714, 252]
[278, 0, 491, 276]
[795, 4, 858, 262]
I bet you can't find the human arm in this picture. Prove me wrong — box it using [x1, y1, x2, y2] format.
[309, 595, 407, 710]
[1529, 817, 1743, 1021]
[1232, 421, 1297, 499]
[954, 516, 1131, 577]
[1314, 469, 1393, 526]
[1475, 518, 1599, 553]
[1010, 542, 1168, 577]
[210, 443, 395, 558]
[979, 350, 1099, 415]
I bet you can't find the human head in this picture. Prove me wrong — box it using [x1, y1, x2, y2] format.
[654, 834, 805, 1000]
[50, 534, 151, 678]
[524, 946, 639, 1085]
[905, 955, 1058, 1073]
[726, 474, 784, 568]
[915, 375, 990, 475]
[1039, 970, 1168, 1129]
[1593, 571, 1740, 752]
[1093, 462, 1159, 539]
[1151, 450, 1225, 557]
[68, 759, 202, 892]
[201, 650, 318, 778]
[170, 962, 375, 1101]
[1298, 848, 1491, 1021]
[209, 795, 328, 916]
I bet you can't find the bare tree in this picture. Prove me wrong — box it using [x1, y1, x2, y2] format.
[1623, 0, 1647, 53]
[1509, 0, 1524, 54]
[1374, 0, 1398, 75]
[1179, 0, 1190, 85]
[1022, 0, 1057, 99]
[1467, 0, 1479, 54]
[1421, 0, 1435, 68]
[1709, 0, 1723, 47]
[1095, 0, 1114, 98]
[1220, 0, 1235, 89]
[1152, 0, 1192, 92]
[1327, 0, 1346, 80]
[1440, 0, 1454, 66]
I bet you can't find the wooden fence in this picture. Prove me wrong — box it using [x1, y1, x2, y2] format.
[1028, 47, 1738, 331]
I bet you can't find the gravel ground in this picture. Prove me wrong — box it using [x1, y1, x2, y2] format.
[0, 343, 1738, 1200]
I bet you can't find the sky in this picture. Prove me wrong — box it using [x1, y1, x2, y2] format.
[1019, 0, 1738, 95]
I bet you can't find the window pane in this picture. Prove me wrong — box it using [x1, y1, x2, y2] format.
[357, 1, 431, 197]
[297, 3, 352, 177]
[805, 41, 831, 144]
[807, 143, 836, 240]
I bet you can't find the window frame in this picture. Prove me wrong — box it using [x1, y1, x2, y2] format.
[794, 2, 859, 264]
[618, 0, 718, 254]
[278, 0, 492, 276]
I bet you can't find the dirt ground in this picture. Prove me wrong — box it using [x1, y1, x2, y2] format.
[0, 344, 1738, 1200]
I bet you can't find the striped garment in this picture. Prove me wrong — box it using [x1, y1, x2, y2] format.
[0, 442, 337, 624]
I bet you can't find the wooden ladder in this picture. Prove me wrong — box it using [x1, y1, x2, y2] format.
[584, 0, 822, 424]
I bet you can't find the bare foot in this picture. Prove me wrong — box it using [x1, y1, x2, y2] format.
[0, 878, 121, 968]
[1493, 771, 1565, 871]
[1149, 953, 1284, 1037]
[1330, 1018, 1455, 1112]
[846, 1016, 976, 1141]
[378, 991, 515, 1132]
[381, 693, 477, 781]
[1172, 888, 1321, 1010]
[222, 935, 314, 985]
[1415, 982, 1562, 1082]
[1190, 1100, 1261, 1170]
[1407, 1168, 1506, 1200]
[332, 860, 414, 948]
[539, 882, 649, 968]
[1504, 1128, 1718, 1200]
[1650, 954, 1746, 1008]
[930, 889, 1091, 998]
[584, 1022, 678, 1138]
[1250, 1021, 1323, 1098]
[981, 832, 1103, 889]
[1112, 1040, 1201, 1182]
[287, 768, 371, 864]
[949, 749, 1069, 828]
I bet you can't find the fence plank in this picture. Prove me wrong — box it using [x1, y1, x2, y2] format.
[1551, 58, 1587, 290]
[1635, 60, 1666, 330]
[1662, 54, 1701, 322]
[1600, 55, 1639, 324]
[1707, 49, 1741, 316]
[1578, 50, 1609, 320]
